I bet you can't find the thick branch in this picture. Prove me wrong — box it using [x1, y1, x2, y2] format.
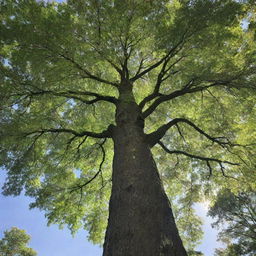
[146, 118, 235, 148]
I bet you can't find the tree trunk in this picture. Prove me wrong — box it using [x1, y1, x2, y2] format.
[103, 80, 187, 256]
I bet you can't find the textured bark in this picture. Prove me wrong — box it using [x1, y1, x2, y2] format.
[103, 80, 187, 256]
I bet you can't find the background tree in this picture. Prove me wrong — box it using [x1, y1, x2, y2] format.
[0, 227, 37, 256]
[0, 0, 256, 255]
[208, 189, 256, 256]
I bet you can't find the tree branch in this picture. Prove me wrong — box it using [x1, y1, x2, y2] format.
[142, 73, 253, 118]
[25, 125, 113, 139]
[14, 89, 118, 105]
[158, 141, 239, 179]
[29, 44, 119, 87]
[58, 52, 118, 87]
[69, 138, 107, 193]
[146, 117, 236, 148]
[1, 57, 118, 106]
[139, 56, 184, 109]
[130, 53, 170, 82]
[130, 33, 187, 82]
[83, 40, 123, 76]
[141, 79, 227, 118]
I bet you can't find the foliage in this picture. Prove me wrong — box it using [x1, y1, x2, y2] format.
[0, 227, 37, 256]
[209, 189, 256, 256]
[187, 250, 204, 256]
[215, 244, 243, 256]
[0, 0, 256, 250]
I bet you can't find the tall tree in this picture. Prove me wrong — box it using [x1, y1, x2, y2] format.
[0, 227, 37, 256]
[0, 0, 256, 255]
[209, 189, 256, 256]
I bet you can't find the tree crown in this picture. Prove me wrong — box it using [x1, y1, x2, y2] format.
[1, 0, 256, 248]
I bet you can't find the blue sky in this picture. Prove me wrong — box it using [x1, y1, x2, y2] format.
[0, 169, 222, 256]
[0, 171, 101, 256]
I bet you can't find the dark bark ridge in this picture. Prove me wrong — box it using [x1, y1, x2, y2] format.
[103, 79, 187, 256]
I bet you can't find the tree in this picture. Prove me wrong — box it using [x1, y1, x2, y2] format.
[0, 227, 37, 256]
[0, 0, 256, 255]
[208, 189, 256, 256]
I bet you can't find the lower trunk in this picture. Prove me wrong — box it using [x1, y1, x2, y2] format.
[103, 123, 187, 256]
